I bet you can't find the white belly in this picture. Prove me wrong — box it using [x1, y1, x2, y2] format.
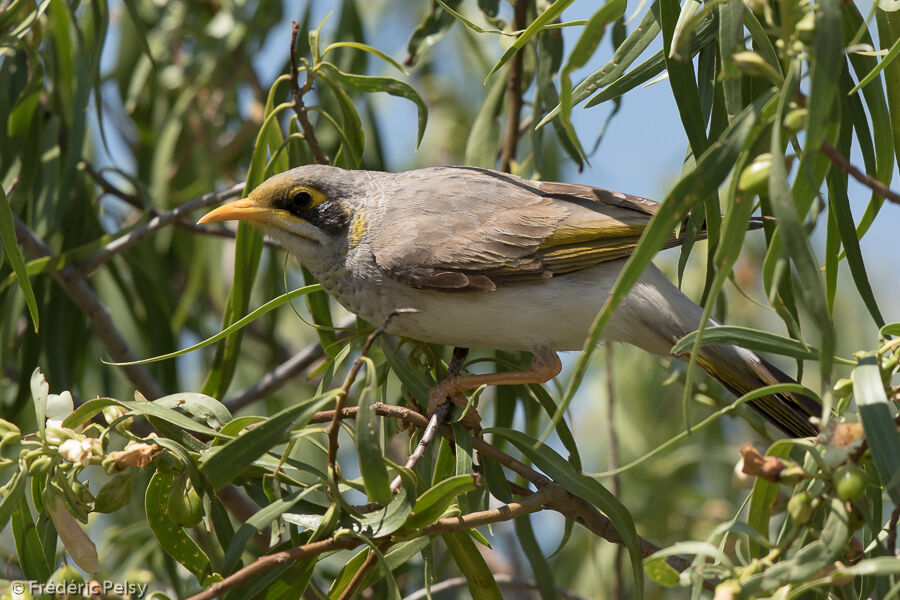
[320, 259, 698, 354]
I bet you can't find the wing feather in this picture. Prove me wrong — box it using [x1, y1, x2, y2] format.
[372, 167, 693, 291]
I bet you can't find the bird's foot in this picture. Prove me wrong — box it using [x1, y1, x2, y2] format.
[428, 378, 481, 429]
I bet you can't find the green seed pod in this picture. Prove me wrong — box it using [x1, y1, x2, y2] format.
[787, 490, 813, 524]
[94, 472, 135, 513]
[49, 564, 85, 585]
[783, 108, 808, 133]
[731, 51, 782, 84]
[167, 476, 203, 528]
[833, 465, 867, 502]
[832, 377, 853, 399]
[738, 153, 773, 196]
[795, 11, 816, 43]
[28, 455, 53, 476]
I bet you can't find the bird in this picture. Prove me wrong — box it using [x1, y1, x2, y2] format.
[198, 164, 820, 437]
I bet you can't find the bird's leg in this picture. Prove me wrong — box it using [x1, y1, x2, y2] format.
[428, 346, 562, 429]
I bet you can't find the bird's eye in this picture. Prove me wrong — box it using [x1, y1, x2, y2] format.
[289, 190, 314, 213]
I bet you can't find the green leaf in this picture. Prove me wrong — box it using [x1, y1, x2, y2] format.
[853, 353, 900, 504]
[356, 357, 392, 505]
[222, 484, 323, 571]
[106, 285, 321, 366]
[0, 185, 38, 331]
[485, 0, 576, 82]
[554, 92, 774, 441]
[145, 469, 211, 583]
[644, 556, 680, 587]
[464, 74, 506, 168]
[876, 6, 900, 174]
[322, 41, 408, 74]
[660, 0, 707, 157]
[0, 467, 25, 532]
[200, 391, 338, 490]
[316, 62, 427, 148]
[12, 494, 53, 581]
[443, 530, 504, 600]
[403, 474, 477, 530]
[582, 13, 718, 108]
[672, 325, 854, 364]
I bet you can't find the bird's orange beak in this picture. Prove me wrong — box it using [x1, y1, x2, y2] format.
[197, 198, 277, 225]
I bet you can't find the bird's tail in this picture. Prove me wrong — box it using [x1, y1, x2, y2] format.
[695, 344, 820, 437]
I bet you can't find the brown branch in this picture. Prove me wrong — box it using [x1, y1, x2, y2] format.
[420, 485, 558, 535]
[336, 540, 391, 600]
[190, 402, 715, 600]
[12, 216, 166, 400]
[499, 0, 529, 173]
[821, 140, 900, 206]
[389, 347, 468, 493]
[77, 183, 245, 276]
[290, 21, 329, 165]
[185, 536, 359, 600]
[80, 162, 143, 210]
[889, 506, 900, 556]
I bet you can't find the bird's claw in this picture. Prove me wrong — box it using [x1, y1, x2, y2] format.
[428, 379, 481, 429]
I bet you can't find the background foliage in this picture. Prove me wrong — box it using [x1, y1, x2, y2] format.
[1, 0, 900, 598]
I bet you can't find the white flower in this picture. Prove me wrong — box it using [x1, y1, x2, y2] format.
[46, 391, 74, 429]
[58, 438, 94, 467]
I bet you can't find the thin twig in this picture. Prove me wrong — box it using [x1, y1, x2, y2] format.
[12, 216, 166, 400]
[499, 0, 529, 173]
[402, 573, 593, 600]
[77, 183, 245, 276]
[310, 403, 714, 590]
[327, 310, 416, 483]
[821, 140, 900, 206]
[190, 403, 713, 600]
[290, 21, 329, 165]
[389, 347, 468, 493]
[336, 540, 391, 600]
[889, 506, 900, 556]
[80, 161, 143, 210]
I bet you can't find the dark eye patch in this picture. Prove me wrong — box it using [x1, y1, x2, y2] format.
[285, 190, 313, 216]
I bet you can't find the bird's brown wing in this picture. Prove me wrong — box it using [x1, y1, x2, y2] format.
[372, 166, 688, 291]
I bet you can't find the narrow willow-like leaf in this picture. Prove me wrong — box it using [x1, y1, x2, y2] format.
[660, 0, 707, 156]
[443, 530, 504, 600]
[484, 0, 576, 82]
[357, 356, 392, 506]
[853, 353, 900, 504]
[105, 285, 321, 366]
[145, 470, 211, 582]
[0, 186, 38, 331]
[747, 440, 793, 557]
[583, 15, 718, 108]
[674, 326, 854, 364]
[534, 3, 661, 129]
[200, 391, 337, 489]
[316, 62, 427, 147]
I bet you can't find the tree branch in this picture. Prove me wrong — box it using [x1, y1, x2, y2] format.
[77, 183, 245, 276]
[290, 21, 329, 165]
[821, 140, 900, 206]
[499, 0, 529, 173]
[12, 216, 166, 400]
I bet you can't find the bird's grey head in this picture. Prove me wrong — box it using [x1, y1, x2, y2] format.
[199, 165, 375, 259]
